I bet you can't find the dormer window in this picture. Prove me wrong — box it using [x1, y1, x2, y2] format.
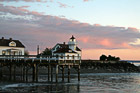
[9, 41, 16, 47]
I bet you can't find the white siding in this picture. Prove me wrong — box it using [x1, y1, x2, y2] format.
[0, 46, 25, 55]
[53, 53, 80, 60]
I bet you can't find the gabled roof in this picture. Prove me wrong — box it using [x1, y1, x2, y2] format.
[52, 43, 81, 52]
[76, 47, 81, 51]
[0, 38, 25, 48]
[57, 43, 69, 48]
[53, 47, 77, 53]
[52, 43, 68, 50]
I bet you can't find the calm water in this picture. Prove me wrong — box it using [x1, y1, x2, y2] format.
[0, 73, 140, 93]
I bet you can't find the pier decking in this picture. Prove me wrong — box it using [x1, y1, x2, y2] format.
[0, 55, 81, 82]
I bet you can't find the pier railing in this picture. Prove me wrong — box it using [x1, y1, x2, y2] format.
[0, 55, 81, 64]
[0, 55, 81, 59]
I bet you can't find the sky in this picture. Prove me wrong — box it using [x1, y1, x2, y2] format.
[0, 0, 140, 60]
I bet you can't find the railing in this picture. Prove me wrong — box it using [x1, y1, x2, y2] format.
[0, 55, 81, 61]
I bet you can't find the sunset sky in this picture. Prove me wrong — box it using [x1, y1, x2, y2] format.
[0, 0, 140, 60]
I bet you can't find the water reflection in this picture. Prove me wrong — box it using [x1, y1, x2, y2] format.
[1, 73, 140, 93]
[0, 83, 80, 93]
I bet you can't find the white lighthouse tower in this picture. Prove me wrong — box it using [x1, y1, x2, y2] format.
[68, 35, 77, 51]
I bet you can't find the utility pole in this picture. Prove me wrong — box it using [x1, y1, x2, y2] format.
[37, 45, 39, 55]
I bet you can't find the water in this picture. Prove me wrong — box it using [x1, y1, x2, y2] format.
[0, 73, 140, 93]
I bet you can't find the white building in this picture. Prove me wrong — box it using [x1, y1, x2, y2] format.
[0, 37, 25, 56]
[52, 35, 81, 60]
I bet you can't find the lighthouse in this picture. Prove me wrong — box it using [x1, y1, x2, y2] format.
[68, 35, 77, 51]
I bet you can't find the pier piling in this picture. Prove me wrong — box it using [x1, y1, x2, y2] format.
[62, 66, 64, 82]
[78, 65, 80, 81]
[56, 65, 58, 82]
[51, 65, 53, 82]
[48, 65, 50, 81]
[0, 55, 81, 83]
[68, 65, 70, 83]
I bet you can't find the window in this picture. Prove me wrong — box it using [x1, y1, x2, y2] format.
[9, 41, 16, 47]
[7, 51, 10, 55]
[67, 55, 69, 59]
[13, 51, 16, 55]
[19, 51, 22, 55]
[78, 54, 80, 58]
[2, 50, 6, 55]
[72, 55, 75, 60]
[61, 54, 63, 58]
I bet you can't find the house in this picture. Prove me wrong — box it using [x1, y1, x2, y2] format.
[0, 37, 25, 56]
[52, 35, 81, 60]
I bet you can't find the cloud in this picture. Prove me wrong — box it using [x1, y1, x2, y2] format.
[57, 2, 67, 8]
[83, 0, 93, 2]
[83, 0, 89, 2]
[57, 2, 73, 8]
[0, 4, 30, 16]
[0, 0, 47, 2]
[0, 4, 140, 53]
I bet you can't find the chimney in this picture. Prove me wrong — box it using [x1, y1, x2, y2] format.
[63, 42, 65, 45]
[9, 38, 12, 41]
[2, 37, 4, 40]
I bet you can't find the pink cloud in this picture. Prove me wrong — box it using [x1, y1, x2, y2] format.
[57, 2, 68, 8]
[0, 0, 47, 2]
[83, 0, 89, 2]
[77, 37, 90, 43]
[94, 24, 101, 26]
[127, 27, 139, 32]
[100, 39, 112, 47]
[0, 4, 140, 54]
[83, 0, 92, 2]
[122, 43, 132, 48]
[17, 6, 30, 12]
[57, 2, 73, 8]
[31, 11, 44, 15]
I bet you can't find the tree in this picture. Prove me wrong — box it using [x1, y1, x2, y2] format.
[100, 54, 107, 61]
[41, 48, 52, 56]
[107, 55, 116, 61]
[115, 57, 120, 61]
[24, 50, 29, 56]
[99, 54, 121, 61]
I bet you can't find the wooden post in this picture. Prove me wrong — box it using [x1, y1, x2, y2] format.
[25, 66, 28, 82]
[21, 64, 23, 81]
[0, 63, 3, 80]
[51, 65, 53, 82]
[13, 64, 16, 81]
[36, 64, 38, 82]
[78, 65, 80, 81]
[22, 66, 25, 82]
[32, 64, 35, 82]
[48, 65, 50, 81]
[9, 64, 12, 81]
[56, 65, 58, 82]
[68, 65, 70, 83]
[62, 66, 64, 82]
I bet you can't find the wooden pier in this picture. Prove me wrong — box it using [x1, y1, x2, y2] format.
[0, 55, 81, 83]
